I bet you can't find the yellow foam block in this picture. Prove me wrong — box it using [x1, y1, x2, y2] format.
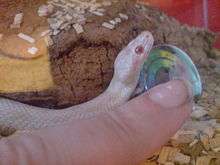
[0, 43, 54, 93]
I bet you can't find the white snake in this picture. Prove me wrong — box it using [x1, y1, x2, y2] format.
[0, 31, 154, 135]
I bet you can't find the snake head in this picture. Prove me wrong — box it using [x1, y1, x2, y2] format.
[113, 31, 154, 87]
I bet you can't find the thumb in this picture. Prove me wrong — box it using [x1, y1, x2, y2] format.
[107, 80, 192, 163]
[0, 80, 192, 165]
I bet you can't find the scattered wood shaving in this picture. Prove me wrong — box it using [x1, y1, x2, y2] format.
[102, 1, 112, 6]
[174, 152, 191, 164]
[196, 156, 214, 165]
[73, 23, 84, 34]
[119, 13, 129, 20]
[40, 30, 51, 37]
[158, 147, 180, 164]
[213, 146, 220, 152]
[18, 33, 35, 43]
[96, 8, 105, 12]
[189, 139, 199, 147]
[215, 124, 220, 132]
[10, 13, 23, 29]
[203, 126, 214, 138]
[27, 47, 38, 55]
[109, 20, 117, 25]
[64, 14, 73, 21]
[60, 22, 70, 30]
[202, 150, 209, 155]
[200, 134, 210, 150]
[102, 22, 115, 29]
[114, 17, 122, 23]
[44, 36, 53, 47]
[209, 137, 220, 150]
[191, 105, 208, 119]
[38, 4, 54, 17]
[90, 11, 104, 16]
[43, 0, 120, 36]
[53, 29, 60, 35]
[172, 130, 197, 144]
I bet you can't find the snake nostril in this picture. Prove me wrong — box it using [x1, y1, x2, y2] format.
[135, 45, 144, 54]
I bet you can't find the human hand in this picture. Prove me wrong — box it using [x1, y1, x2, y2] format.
[0, 32, 192, 165]
[0, 80, 192, 165]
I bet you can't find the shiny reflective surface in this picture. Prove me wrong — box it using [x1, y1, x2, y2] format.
[135, 45, 202, 98]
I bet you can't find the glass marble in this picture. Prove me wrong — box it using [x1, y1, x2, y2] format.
[135, 45, 202, 98]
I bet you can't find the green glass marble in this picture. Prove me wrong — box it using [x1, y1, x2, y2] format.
[136, 45, 202, 98]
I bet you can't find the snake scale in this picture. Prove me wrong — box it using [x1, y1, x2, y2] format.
[0, 31, 154, 135]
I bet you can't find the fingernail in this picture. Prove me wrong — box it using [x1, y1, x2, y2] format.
[148, 80, 190, 109]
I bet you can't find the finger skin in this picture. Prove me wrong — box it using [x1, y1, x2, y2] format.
[0, 80, 192, 165]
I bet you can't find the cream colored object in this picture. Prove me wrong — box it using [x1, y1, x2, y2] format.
[174, 152, 190, 164]
[158, 147, 180, 164]
[18, 33, 35, 43]
[73, 23, 84, 34]
[119, 13, 129, 20]
[196, 156, 213, 165]
[28, 47, 38, 55]
[10, 13, 24, 29]
[102, 22, 115, 29]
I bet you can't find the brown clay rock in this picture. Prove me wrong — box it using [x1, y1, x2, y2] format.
[1, 1, 215, 109]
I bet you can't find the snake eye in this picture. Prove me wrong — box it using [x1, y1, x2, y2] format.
[135, 45, 144, 55]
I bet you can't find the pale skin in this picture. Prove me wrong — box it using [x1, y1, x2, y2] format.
[0, 32, 192, 165]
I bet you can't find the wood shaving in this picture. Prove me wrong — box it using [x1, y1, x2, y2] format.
[90, 11, 104, 16]
[60, 22, 70, 30]
[38, 4, 54, 17]
[49, 19, 64, 30]
[64, 14, 73, 21]
[214, 124, 220, 133]
[114, 17, 122, 23]
[27, 47, 38, 55]
[189, 139, 199, 147]
[96, 8, 105, 12]
[203, 126, 215, 138]
[173, 152, 191, 164]
[109, 20, 117, 25]
[102, 22, 115, 30]
[213, 147, 220, 152]
[10, 13, 23, 29]
[200, 134, 210, 150]
[43, 0, 117, 36]
[40, 30, 51, 37]
[52, 29, 60, 35]
[17, 33, 35, 43]
[209, 137, 220, 150]
[44, 36, 53, 47]
[196, 156, 213, 165]
[158, 147, 180, 164]
[102, 1, 111, 6]
[191, 105, 208, 119]
[73, 23, 84, 34]
[119, 13, 129, 20]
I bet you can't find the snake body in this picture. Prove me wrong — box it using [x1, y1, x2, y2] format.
[0, 31, 154, 135]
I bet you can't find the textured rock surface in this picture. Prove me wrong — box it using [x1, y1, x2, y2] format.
[1, 0, 216, 108]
